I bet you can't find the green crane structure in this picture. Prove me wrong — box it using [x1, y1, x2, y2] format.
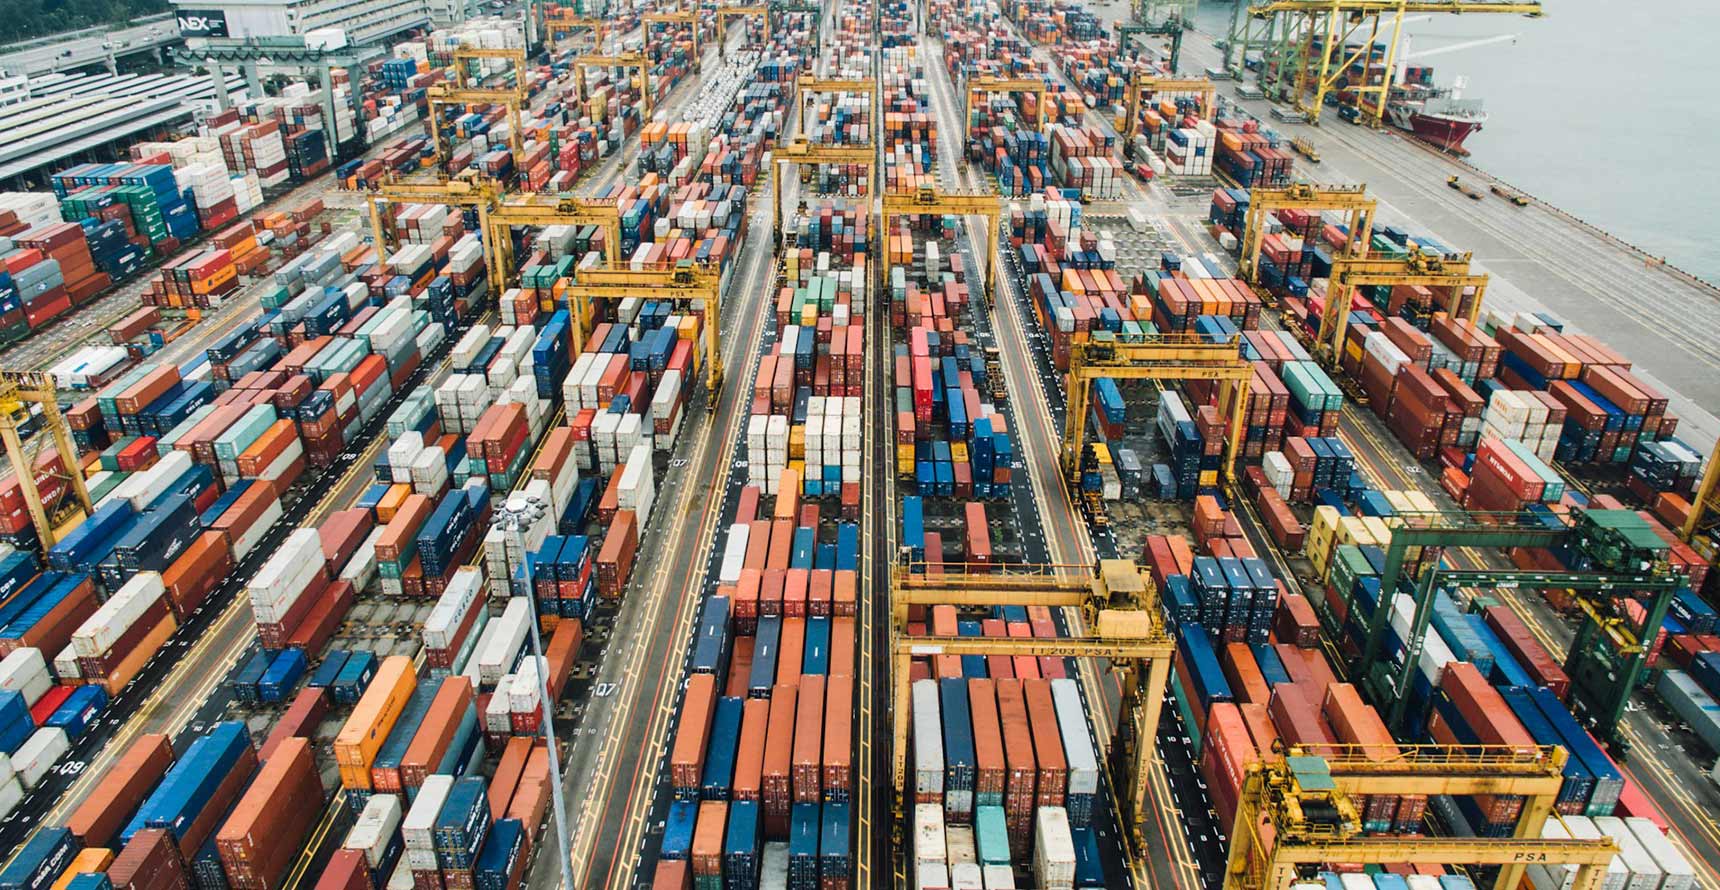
[1317, 508, 1681, 755]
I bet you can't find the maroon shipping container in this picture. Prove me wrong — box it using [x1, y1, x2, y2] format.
[1273, 593, 1320, 649]
[260, 686, 329, 761]
[1482, 605, 1571, 700]
[109, 828, 191, 890]
[653, 860, 692, 890]
[218, 737, 324, 890]
[318, 508, 376, 575]
[1022, 679, 1067, 807]
[1266, 682, 1339, 756]
[313, 850, 371, 890]
[67, 733, 176, 846]
[791, 674, 826, 804]
[401, 678, 475, 789]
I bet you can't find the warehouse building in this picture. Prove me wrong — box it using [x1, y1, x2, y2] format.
[167, 0, 447, 47]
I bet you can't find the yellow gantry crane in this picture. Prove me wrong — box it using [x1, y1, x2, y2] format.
[1247, 0, 1543, 127]
[1238, 182, 1375, 283]
[367, 175, 504, 285]
[714, 5, 770, 56]
[544, 12, 607, 54]
[1682, 438, 1720, 554]
[890, 560, 1176, 853]
[963, 76, 1050, 147]
[1060, 335, 1252, 487]
[1118, 74, 1218, 141]
[878, 186, 1003, 305]
[0, 372, 93, 547]
[1317, 251, 1487, 367]
[451, 47, 529, 88]
[796, 74, 880, 142]
[482, 193, 624, 322]
[644, 11, 701, 66]
[1224, 747, 1616, 890]
[426, 85, 527, 170]
[561, 266, 726, 393]
[770, 137, 878, 235]
[573, 52, 654, 121]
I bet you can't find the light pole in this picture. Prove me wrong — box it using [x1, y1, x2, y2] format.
[509, 511, 575, 890]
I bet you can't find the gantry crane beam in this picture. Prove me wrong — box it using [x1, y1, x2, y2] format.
[890, 560, 1176, 854]
[368, 177, 504, 286]
[1239, 183, 1375, 283]
[545, 13, 607, 53]
[1119, 75, 1217, 141]
[1224, 753, 1612, 890]
[1317, 252, 1487, 367]
[573, 53, 653, 121]
[714, 5, 770, 57]
[559, 266, 724, 393]
[451, 47, 529, 89]
[770, 138, 877, 237]
[643, 12, 700, 66]
[963, 76, 1050, 145]
[1060, 336, 1252, 488]
[0, 372, 93, 547]
[427, 85, 526, 170]
[879, 186, 1002, 306]
[1245, 0, 1542, 127]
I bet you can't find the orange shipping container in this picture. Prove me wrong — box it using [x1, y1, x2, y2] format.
[217, 736, 324, 890]
[669, 673, 719, 794]
[67, 733, 176, 847]
[334, 654, 416, 789]
[400, 677, 475, 789]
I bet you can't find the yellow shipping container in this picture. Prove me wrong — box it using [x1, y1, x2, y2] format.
[896, 444, 915, 476]
[51, 850, 115, 890]
[335, 655, 417, 782]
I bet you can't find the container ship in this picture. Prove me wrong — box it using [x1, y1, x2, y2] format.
[1385, 69, 1487, 155]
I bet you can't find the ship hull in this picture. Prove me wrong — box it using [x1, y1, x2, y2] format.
[1392, 110, 1483, 155]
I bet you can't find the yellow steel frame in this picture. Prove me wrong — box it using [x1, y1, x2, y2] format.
[545, 12, 607, 53]
[644, 11, 701, 68]
[1319, 251, 1487, 366]
[963, 76, 1050, 138]
[1224, 747, 1614, 890]
[1248, 0, 1543, 127]
[889, 560, 1176, 851]
[1682, 437, 1720, 550]
[574, 52, 653, 121]
[368, 176, 503, 285]
[1238, 182, 1375, 283]
[560, 266, 725, 393]
[427, 85, 526, 169]
[1060, 336, 1252, 486]
[1119, 75, 1217, 141]
[796, 74, 880, 144]
[483, 195, 624, 330]
[0, 372, 92, 546]
[715, 5, 770, 56]
[878, 186, 1002, 306]
[770, 137, 878, 234]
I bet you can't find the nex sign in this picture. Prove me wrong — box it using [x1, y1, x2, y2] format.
[177, 10, 229, 37]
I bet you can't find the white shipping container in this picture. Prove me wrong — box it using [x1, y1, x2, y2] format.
[116, 450, 194, 513]
[912, 679, 944, 798]
[1033, 807, 1076, 890]
[249, 529, 324, 623]
[917, 863, 950, 890]
[719, 524, 750, 585]
[388, 432, 424, 483]
[339, 528, 385, 594]
[914, 803, 946, 868]
[981, 864, 1015, 890]
[1563, 816, 1630, 890]
[402, 774, 453, 852]
[477, 598, 531, 687]
[344, 794, 404, 868]
[1050, 679, 1100, 797]
[231, 495, 285, 563]
[509, 656, 545, 713]
[425, 568, 485, 650]
[73, 572, 167, 657]
[12, 727, 69, 789]
[1626, 817, 1695, 890]
[53, 645, 79, 680]
[486, 675, 515, 733]
[950, 863, 983, 890]
[1593, 816, 1662, 890]
[0, 648, 52, 705]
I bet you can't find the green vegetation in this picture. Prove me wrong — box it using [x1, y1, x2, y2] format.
[3, 0, 170, 43]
